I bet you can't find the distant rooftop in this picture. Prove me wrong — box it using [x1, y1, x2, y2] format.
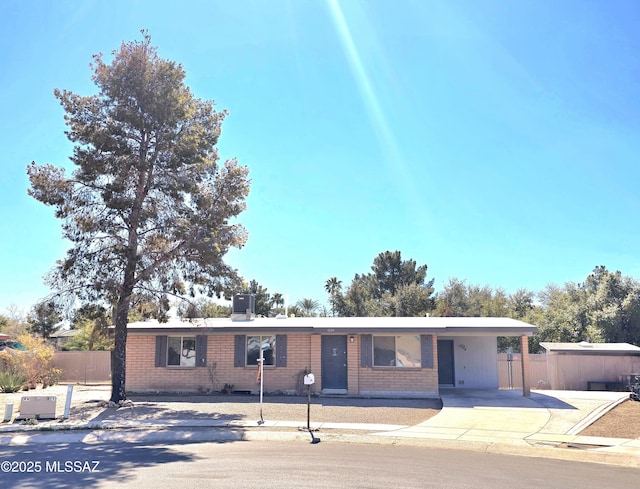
[50, 329, 81, 338]
[540, 341, 640, 354]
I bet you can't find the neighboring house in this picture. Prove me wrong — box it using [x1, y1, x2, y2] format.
[540, 342, 640, 391]
[0, 333, 9, 341]
[126, 300, 536, 398]
[49, 329, 81, 351]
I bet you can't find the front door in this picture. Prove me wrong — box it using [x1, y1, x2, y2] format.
[321, 335, 348, 392]
[438, 339, 455, 386]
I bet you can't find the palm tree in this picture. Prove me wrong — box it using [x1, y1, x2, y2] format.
[324, 277, 342, 317]
[296, 298, 320, 317]
[272, 293, 284, 310]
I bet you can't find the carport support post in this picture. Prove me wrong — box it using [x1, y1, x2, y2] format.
[520, 336, 531, 397]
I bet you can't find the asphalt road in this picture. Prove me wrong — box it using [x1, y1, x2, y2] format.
[1, 440, 639, 489]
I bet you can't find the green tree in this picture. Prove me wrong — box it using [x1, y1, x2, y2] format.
[587, 267, 640, 344]
[370, 250, 431, 298]
[498, 288, 537, 353]
[337, 274, 381, 317]
[178, 298, 231, 318]
[63, 304, 114, 351]
[527, 266, 640, 352]
[434, 279, 514, 318]
[241, 280, 274, 317]
[388, 283, 435, 317]
[433, 278, 472, 317]
[27, 302, 62, 339]
[507, 288, 535, 319]
[272, 293, 285, 310]
[324, 277, 342, 316]
[64, 318, 114, 351]
[27, 34, 250, 402]
[296, 298, 321, 317]
[334, 251, 435, 317]
[434, 279, 538, 352]
[535, 282, 592, 344]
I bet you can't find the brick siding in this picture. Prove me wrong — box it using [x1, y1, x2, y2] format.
[126, 333, 439, 396]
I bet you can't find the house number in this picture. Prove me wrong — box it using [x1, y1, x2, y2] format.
[332, 348, 337, 357]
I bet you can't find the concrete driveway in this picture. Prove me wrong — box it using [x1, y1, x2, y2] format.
[376, 388, 633, 448]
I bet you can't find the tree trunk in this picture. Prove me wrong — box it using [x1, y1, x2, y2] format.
[110, 163, 148, 403]
[110, 262, 136, 403]
[110, 292, 131, 403]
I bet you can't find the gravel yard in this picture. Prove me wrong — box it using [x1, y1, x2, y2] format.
[578, 399, 640, 439]
[1, 384, 442, 427]
[6, 384, 637, 440]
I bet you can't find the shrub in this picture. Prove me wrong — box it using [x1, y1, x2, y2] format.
[0, 335, 55, 385]
[42, 368, 62, 388]
[0, 371, 27, 393]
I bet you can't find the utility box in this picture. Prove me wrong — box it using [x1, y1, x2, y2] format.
[18, 396, 57, 419]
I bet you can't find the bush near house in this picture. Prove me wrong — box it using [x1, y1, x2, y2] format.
[0, 335, 60, 388]
[0, 371, 27, 393]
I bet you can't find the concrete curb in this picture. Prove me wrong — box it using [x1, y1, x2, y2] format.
[2, 388, 638, 468]
[1, 425, 638, 469]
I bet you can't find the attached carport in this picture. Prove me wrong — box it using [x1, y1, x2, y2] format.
[427, 317, 535, 396]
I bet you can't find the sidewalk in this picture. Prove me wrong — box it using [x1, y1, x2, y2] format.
[1, 385, 639, 468]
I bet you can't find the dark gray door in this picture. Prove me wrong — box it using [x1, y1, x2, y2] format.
[437, 340, 455, 385]
[321, 335, 348, 391]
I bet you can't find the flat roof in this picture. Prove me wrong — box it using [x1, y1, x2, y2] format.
[126, 316, 537, 336]
[540, 342, 640, 354]
[50, 329, 80, 338]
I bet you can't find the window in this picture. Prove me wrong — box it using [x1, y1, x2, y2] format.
[246, 335, 276, 366]
[373, 335, 421, 367]
[167, 336, 196, 367]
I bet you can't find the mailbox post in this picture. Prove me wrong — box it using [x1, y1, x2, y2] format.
[303, 373, 315, 430]
[257, 346, 264, 425]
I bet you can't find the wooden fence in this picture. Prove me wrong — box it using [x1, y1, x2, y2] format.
[53, 351, 111, 384]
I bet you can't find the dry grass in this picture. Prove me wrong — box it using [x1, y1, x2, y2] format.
[580, 399, 640, 439]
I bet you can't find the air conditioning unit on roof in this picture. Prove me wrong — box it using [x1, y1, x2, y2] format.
[231, 294, 255, 321]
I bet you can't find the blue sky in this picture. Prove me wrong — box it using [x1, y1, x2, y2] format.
[2, 0, 640, 317]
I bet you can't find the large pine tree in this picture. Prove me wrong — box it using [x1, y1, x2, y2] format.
[27, 33, 250, 402]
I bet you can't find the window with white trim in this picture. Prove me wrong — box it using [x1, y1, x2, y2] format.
[167, 336, 196, 367]
[246, 335, 276, 366]
[373, 335, 421, 367]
